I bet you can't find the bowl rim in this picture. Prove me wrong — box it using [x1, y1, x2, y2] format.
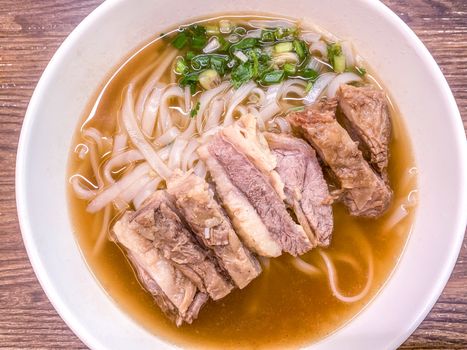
[15, 0, 467, 349]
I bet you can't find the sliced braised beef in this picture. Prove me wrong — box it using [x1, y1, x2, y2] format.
[130, 191, 233, 300]
[199, 121, 312, 256]
[221, 114, 286, 200]
[113, 213, 208, 326]
[264, 132, 333, 246]
[337, 84, 391, 178]
[287, 99, 392, 217]
[167, 171, 262, 289]
[198, 144, 282, 257]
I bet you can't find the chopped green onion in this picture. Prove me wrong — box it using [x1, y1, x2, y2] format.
[231, 63, 254, 88]
[284, 63, 297, 75]
[274, 42, 294, 53]
[328, 43, 346, 73]
[189, 25, 208, 50]
[199, 69, 220, 89]
[191, 55, 211, 70]
[172, 32, 188, 49]
[333, 55, 346, 73]
[186, 51, 196, 60]
[230, 38, 259, 52]
[261, 30, 275, 42]
[210, 55, 228, 75]
[250, 50, 260, 78]
[274, 27, 297, 40]
[293, 40, 308, 60]
[190, 101, 201, 118]
[305, 81, 313, 93]
[298, 68, 318, 80]
[217, 36, 230, 52]
[261, 70, 285, 85]
[234, 26, 247, 36]
[180, 71, 200, 94]
[175, 57, 187, 74]
[355, 66, 367, 77]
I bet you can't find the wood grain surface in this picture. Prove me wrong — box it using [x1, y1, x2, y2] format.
[0, 0, 465, 349]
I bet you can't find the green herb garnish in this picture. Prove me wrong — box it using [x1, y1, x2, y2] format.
[261, 70, 285, 85]
[328, 43, 346, 73]
[190, 101, 201, 118]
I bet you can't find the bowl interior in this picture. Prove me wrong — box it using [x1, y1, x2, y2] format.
[16, 0, 466, 349]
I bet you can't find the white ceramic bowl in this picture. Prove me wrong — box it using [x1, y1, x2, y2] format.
[16, 0, 467, 349]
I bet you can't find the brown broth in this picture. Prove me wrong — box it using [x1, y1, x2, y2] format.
[68, 16, 417, 350]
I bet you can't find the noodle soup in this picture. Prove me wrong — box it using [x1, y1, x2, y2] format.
[68, 16, 417, 349]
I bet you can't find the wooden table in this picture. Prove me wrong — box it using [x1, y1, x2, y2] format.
[0, 0, 465, 348]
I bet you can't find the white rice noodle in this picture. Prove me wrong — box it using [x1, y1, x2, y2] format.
[141, 84, 164, 138]
[181, 139, 200, 172]
[75, 143, 89, 160]
[308, 57, 331, 73]
[407, 190, 418, 207]
[168, 138, 188, 170]
[82, 127, 105, 152]
[121, 86, 172, 179]
[248, 87, 266, 105]
[259, 103, 281, 123]
[87, 141, 104, 188]
[87, 163, 150, 213]
[263, 84, 280, 106]
[103, 150, 143, 184]
[204, 98, 225, 131]
[157, 145, 172, 162]
[112, 133, 128, 155]
[247, 106, 265, 131]
[331, 252, 361, 272]
[319, 249, 374, 303]
[274, 117, 291, 133]
[303, 72, 336, 104]
[327, 72, 362, 98]
[278, 79, 307, 100]
[154, 126, 180, 147]
[158, 85, 184, 133]
[113, 197, 130, 212]
[135, 48, 178, 118]
[193, 160, 207, 178]
[341, 41, 355, 67]
[309, 41, 328, 57]
[180, 118, 196, 140]
[133, 177, 162, 209]
[383, 190, 418, 232]
[120, 174, 153, 203]
[300, 31, 321, 43]
[184, 86, 191, 113]
[91, 204, 111, 256]
[290, 257, 321, 276]
[196, 81, 230, 134]
[384, 206, 408, 232]
[234, 105, 248, 119]
[70, 175, 97, 200]
[248, 19, 296, 29]
[223, 81, 256, 126]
